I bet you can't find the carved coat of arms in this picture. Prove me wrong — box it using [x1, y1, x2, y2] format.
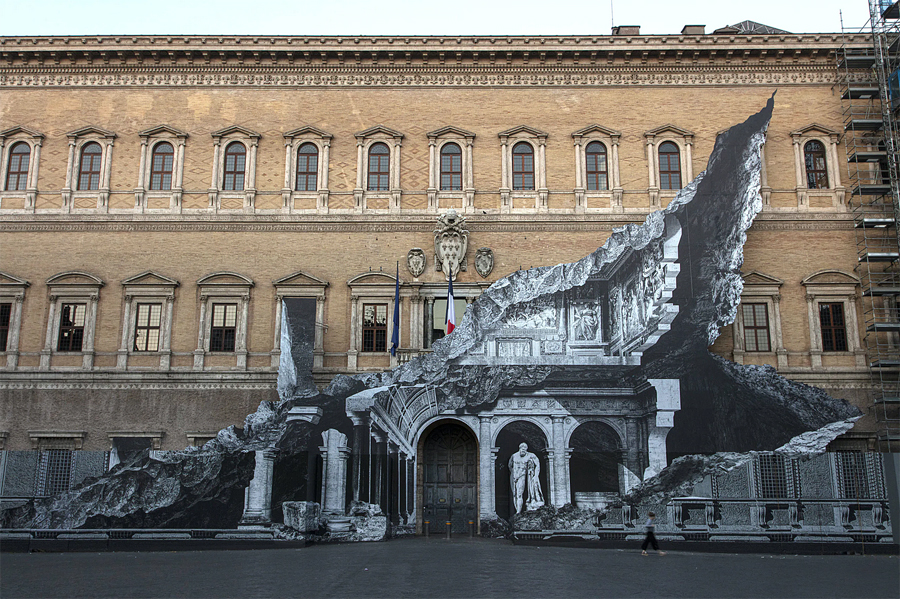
[406, 248, 426, 278]
[475, 247, 494, 278]
[434, 209, 468, 281]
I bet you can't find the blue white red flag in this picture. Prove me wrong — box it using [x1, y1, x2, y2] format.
[445, 277, 456, 335]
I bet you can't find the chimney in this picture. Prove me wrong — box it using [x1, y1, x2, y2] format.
[681, 25, 706, 35]
[611, 25, 641, 36]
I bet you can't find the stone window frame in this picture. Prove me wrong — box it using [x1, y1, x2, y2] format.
[186, 432, 218, 447]
[801, 270, 866, 369]
[208, 125, 261, 212]
[281, 126, 333, 214]
[643, 124, 694, 208]
[0, 126, 44, 212]
[40, 271, 104, 371]
[498, 125, 549, 213]
[347, 272, 410, 370]
[572, 124, 622, 214]
[0, 271, 29, 370]
[134, 125, 188, 213]
[353, 125, 404, 213]
[790, 124, 845, 209]
[193, 272, 254, 371]
[62, 126, 116, 213]
[272, 270, 329, 369]
[29, 430, 87, 450]
[107, 431, 165, 467]
[732, 271, 787, 369]
[426, 126, 476, 213]
[117, 271, 179, 371]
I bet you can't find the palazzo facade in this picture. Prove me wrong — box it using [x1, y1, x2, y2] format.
[0, 25, 894, 540]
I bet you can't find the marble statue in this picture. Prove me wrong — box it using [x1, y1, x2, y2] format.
[509, 442, 544, 513]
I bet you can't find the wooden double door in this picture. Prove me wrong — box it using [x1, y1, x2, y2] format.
[422, 423, 478, 534]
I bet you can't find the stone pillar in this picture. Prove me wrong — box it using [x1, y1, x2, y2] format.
[40, 296, 57, 370]
[314, 295, 326, 369]
[479, 416, 495, 518]
[644, 379, 680, 479]
[117, 294, 133, 370]
[806, 294, 823, 369]
[372, 430, 385, 509]
[406, 457, 416, 525]
[319, 140, 331, 213]
[427, 139, 437, 211]
[387, 442, 399, 525]
[425, 297, 435, 348]
[348, 295, 359, 370]
[319, 429, 350, 516]
[399, 452, 408, 523]
[240, 448, 277, 528]
[551, 416, 568, 507]
[82, 293, 98, 369]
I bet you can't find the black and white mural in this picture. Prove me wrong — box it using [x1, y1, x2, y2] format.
[1, 98, 893, 544]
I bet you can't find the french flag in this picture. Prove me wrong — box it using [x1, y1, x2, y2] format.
[445, 277, 456, 335]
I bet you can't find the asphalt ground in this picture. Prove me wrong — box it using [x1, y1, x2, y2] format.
[1, 536, 897, 599]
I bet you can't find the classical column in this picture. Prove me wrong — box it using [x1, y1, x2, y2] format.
[319, 429, 350, 516]
[5, 295, 24, 369]
[314, 295, 326, 369]
[350, 415, 368, 502]
[271, 295, 283, 369]
[387, 442, 399, 525]
[551, 416, 568, 507]
[399, 451, 408, 523]
[117, 294, 133, 370]
[193, 296, 207, 370]
[135, 138, 148, 209]
[425, 297, 435, 348]
[62, 139, 76, 209]
[82, 293, 98, 369]
[427, 139, 437, 211]
[246, 139, 258, 209]
[348, 295, 359, 370]
[624, 417, 642, 481]
[282, 140, 293, 209]
[40, 296, 57, 370]
[464, 138, 475, 210]
[160, 296, 174, 370]
[236, 293, 250, 370]
[410, 295, 423, 350]
[26, 139, 42, 211]
[239, 448, 277, 528]
[773, 294, 788, 369]
[499, 136, 510, 211]
[806, 294, 823, 368]
[646, 136, 657, 188]
[319, 140, 331, 213]
[173, 138, 185, 209]
[760, 143, 772, 206]
[372, 430, 385, 509]
[479, 415, 494, 518]
[99, 138, 114, 210]
[684, 136, 694, 181]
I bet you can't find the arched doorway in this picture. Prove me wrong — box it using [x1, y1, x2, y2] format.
[421, 421, 477, 534]
[569, 421, 622, 508]
[495, 420, 549, 521]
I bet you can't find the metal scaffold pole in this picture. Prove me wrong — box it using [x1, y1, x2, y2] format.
[838, 0, 900, 452]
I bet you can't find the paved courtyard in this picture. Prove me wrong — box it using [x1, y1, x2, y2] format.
[1, 537, 897, 599]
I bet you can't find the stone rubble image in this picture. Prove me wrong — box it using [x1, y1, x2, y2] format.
[2, 97, 889, 543]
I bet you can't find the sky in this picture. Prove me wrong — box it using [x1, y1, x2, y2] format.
[0, 0, 874, 37]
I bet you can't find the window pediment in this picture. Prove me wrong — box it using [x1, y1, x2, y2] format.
[121, 271, 180, 287]
[790, 123, 839, 138]
[283, 125, 333, 140]
[274, 270, 329, 288]
[644, 124, 694, 139]
[139, 125, 188, 141]
[0, 271, 30, 289]
[197, 272, 254, 287]
[46, 271, 104, 288]
[427, 126, 476, 141]
[572, 124, 621, 139]
[742, 271, 784, 286]
[498, 125, 548, 141]
[356, 125, 404, 140]
[801, 270, 859, 287]
[211, 125, 260, 141]
[347, 272, 401, 288]
[0, 126, 44, 141]
[67, 126, 116, 141]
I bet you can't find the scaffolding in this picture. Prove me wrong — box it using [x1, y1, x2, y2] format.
[839, 0, 900, 452]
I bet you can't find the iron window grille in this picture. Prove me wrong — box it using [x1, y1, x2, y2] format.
[149, 142, 174, 191]
[5, 141, 30, 191]
[742, 303, 771, 352]
[362, 303, 387, 352]
[223, 142, 246, 191]
[440, 143, 463, 191]
[368, 143, 390, 191]
[819, 302, 848, 352]
[512, 142, 535, 190]
[658, 141, 681, 190]
[77, 142, 102, 191]
[804, 140, 829, 189]
[295, 143, 319, 191]
[36, 449, 75, 497]
[57, 303, 86, 352]
[836, 451, 884, 500]
[755, 454, 799, 499]
[209, 303, 237, 352]
[133, 303, 162, 352]
[585, 141, 608, 191]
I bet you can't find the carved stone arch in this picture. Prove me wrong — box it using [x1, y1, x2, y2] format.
[490, 415, 552, 448]
[426, 126, 476, 210]
[42, 271, 104, 370]
[135, 125, 189, 212]
[209, 126, 261, 210]
[498, 126, 549, 212]
[0, 126, 44, 209]
[346, 271, 401, 287]
[282, 126, 334, 213]
[564, 416, 625, 448]
[801, 269, 860, 286]
[790, 123, 843, 201]
[0, 271, 30, 368]
[643, 124, 694, 204]
[572, 124, 623, 211]
[354, 125, 405, 212]
[63, 126, 117, 211]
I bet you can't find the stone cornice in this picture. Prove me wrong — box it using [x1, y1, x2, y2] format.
[0, 33, 872, 88]
[0, 211, 856, 233]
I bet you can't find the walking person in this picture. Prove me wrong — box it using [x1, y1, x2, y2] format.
[641, 511, 666, 556]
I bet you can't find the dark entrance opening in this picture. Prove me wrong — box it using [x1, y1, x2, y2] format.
[495, 421, 549, 522]
[569, 421, 622, 507]
[422, 422, 477, 534]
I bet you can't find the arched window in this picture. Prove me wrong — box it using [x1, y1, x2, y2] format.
[149, 142, 174, 191]
[295, 143, 319, 191]
[440, 143, 463, 191]
[804, 140, 829, 189]
[368, 143, 390, 191]
[77, 143, 103, 191]
[512, 142, 534, 191]
[658, 142, 681, 190]
[223, 142, 246, 191]
[585, 141, 608, 191]
[5, 142, 30, 191]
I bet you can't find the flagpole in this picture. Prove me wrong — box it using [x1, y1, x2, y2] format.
[390, 261, 400, 357]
